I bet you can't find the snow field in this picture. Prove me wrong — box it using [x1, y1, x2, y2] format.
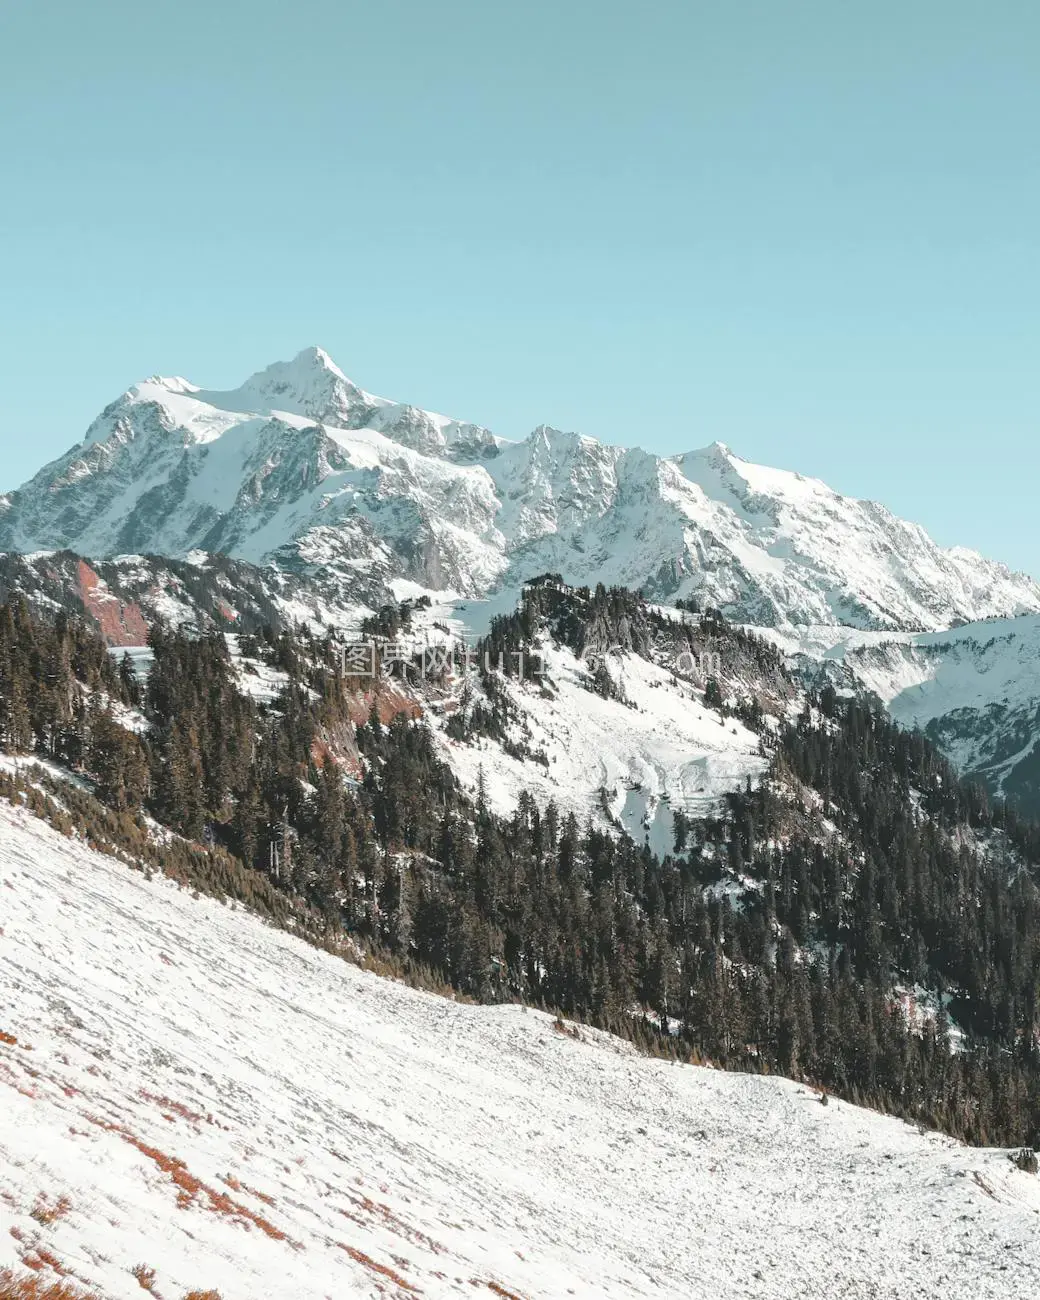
[1, 804, 1039, 1297]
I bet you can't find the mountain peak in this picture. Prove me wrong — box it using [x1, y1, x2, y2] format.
[143, 375, 200, 396]
[4, 351, 1040, 633]
[290, 344, 348, 380]
[194, 347, 368, 426]
[235, 345, 356, 399]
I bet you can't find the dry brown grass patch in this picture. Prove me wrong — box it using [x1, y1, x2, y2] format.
[29, 1197, 71, 1227]
[0, 1269, 98, 1299]
[139, 1091, 206, 1125]
[337, 1244, 419, 1293]
[18, 1250, 69, 1281]
[86, 1116, 291, 1243]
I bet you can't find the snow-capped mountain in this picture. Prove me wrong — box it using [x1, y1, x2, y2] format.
[769, 616, 1040, 815]
[3, 346, 1037, 631]
[8, 353, 1040, 1300]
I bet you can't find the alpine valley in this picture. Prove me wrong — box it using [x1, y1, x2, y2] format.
[3, 351, 1040, 1298]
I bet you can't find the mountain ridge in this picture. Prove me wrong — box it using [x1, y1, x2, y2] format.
[2, 345, 1038, 632]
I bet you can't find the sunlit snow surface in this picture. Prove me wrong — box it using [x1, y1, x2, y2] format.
[2, 803, 1040, 1298]
[435, 642, 767, 856]
[6, 347, 1039, 632]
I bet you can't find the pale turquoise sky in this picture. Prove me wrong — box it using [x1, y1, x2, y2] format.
[1, 1, 1037, 572]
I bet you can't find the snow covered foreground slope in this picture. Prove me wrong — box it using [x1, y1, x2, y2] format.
[2, 346, 1037, 631]
[2, 805, 1040, 1300]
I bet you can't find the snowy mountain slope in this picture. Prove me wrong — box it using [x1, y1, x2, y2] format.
[3, 347, 1037, 631]
[0, 555, 788, 838]
[2, 800, 1040, 1300]
[766, 616, 1040, 814]
[0, 550, 369, 645]
[434, 640, 770, 856]
[333, 582, 795, 844]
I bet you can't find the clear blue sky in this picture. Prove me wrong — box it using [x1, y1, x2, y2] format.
[1, 2, 1037, 572]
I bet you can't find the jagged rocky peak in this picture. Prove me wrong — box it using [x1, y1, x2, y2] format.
[195, 345, 377, 428]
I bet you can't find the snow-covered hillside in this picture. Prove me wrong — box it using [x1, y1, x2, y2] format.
[320, 584, 794, 844]
[2, 800, 1039, 1300]
[434, 639, 770, 856]
[2, 347, 1036, 631]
